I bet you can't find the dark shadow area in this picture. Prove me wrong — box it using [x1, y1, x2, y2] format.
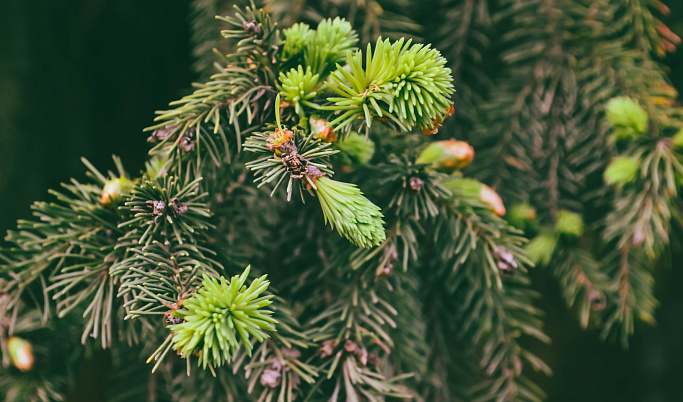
[0, 0, 193, 234]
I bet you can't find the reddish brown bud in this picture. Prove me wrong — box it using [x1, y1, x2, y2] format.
[319, 340, 335, 358]
[344, 340, 358, 353]
[416, 139, 474, 172]
[358, 348, 368, 366]
[310, 117, 337, 142]
[267, 128, 294, 151]
[480, 185, 506, 216]
[260, 367, 281, 388]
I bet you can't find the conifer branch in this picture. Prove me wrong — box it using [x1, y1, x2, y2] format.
[7, 1, 682, 399]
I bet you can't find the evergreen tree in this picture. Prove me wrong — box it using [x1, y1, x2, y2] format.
[1, 0, 681, 401]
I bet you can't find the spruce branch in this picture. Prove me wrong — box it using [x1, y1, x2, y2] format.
[111, 241, 222, 321]
[552, 246, 611, 328]
[232, 300, 318, 401]
[424, 177, 550, 401]
[602, 138, 682, 256]
[605, 0, 680, 56]
[460, 0, 682, 352]
[593, 96, 683, 345]
[168, 266, 277, 370]
[11, 1, 681, 399]
[324, 38, 401, 132]
[146, 64, 275, 169]
[281, 22, 314, 62]
[218, 1, 281, 68]
[244, 123, 336, 201]
[599, 248, 657, 347]
[324, 37, 454, 134]
[278, 65, 321, 119]
[119, 175, 212, 247]
[281, 17, 359, 78]
[148, 2, 283, 175]
[314, 177, 386, 249]
[389, 40, 455, 131]
[378, 154, 452, 220]
[307, 281, 413, 400]
[1, 157, 132, 349]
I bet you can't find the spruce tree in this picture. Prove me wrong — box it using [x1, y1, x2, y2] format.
[1, 0, 681, 401]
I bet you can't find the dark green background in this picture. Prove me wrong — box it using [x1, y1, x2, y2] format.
[1, 1, 682, 401]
